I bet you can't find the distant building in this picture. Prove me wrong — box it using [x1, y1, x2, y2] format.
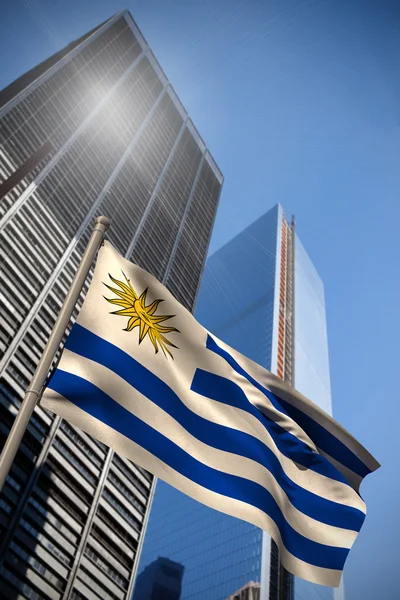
[133, 557, 184, 600]
[227, 581, 261, 600]
[0, 9, 222, 599]
[136, 204, 342, 600]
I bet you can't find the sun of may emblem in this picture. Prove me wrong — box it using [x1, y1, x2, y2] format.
[103, 272, 179, 359]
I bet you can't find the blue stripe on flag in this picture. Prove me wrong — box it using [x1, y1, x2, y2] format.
[61, 325, 364, 532]
[48, 368, 350, 570]
[191, 369, 363, 528]
[206, 334, 371, 478]
[275, 399, 370, 478]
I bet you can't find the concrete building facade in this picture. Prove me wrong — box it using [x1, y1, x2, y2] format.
[0, 11, 222, 599]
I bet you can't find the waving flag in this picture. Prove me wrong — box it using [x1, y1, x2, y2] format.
[41, 241, 379, 587]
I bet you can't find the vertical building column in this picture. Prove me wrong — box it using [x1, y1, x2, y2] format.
[162, 152, 207, 282]
[276, 216, 295, 600]
[192, 175, 223, 308]
[126, 476, 158, 598]
[124, 112, 188, 261]
[265, 212, 295, 600]
[62, 449, 114, 599]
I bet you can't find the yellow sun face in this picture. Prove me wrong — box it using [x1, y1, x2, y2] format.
[103, 272, 179, 359]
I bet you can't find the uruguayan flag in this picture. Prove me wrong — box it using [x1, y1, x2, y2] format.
[41, 241, 379, 587]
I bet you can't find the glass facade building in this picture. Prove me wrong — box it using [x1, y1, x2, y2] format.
[136, 204, 343, 600]
[0, 10, 222, 600]
[133, 557, 184, 600]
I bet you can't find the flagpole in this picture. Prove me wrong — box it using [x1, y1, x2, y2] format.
[0, 215, 110, 493]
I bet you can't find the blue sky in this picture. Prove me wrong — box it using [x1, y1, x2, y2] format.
[1, 0, 399, 598]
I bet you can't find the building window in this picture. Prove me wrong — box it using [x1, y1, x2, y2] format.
[78, 567, 120, 600]
[1, 565, 46, 600]
[8, 541, 65, 591]
[85, 545, 128, 589]
[108, 472, 145, 514]
[52, 437, 97, 485]
[102, 489, 141, 532]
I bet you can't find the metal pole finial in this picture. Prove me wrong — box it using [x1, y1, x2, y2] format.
[95, 215, 110, 228]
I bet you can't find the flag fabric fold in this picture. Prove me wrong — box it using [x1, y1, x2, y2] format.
[41, 241, 379, 587]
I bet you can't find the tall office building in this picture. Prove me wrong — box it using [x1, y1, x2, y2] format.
[133, 557, 184, 600]
[0, 11, 222, 600]
[136, 204, 343, 600]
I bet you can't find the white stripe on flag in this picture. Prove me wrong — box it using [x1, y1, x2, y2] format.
[43, 389, 346, 588]
[55, 349, 359, 549]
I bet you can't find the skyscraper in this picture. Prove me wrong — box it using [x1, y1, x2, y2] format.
[0, 10, 222, 600]
[136, 204, 342, 600]
[133, 557, 184, 600]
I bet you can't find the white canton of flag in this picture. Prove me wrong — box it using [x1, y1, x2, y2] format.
[41, 241, 379, 587]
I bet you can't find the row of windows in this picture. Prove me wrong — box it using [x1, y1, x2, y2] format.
[0, 405, 40, 465]
[0, 324, 12, 357]
[112, 454, 150, 497]
[0, 480, 19, 512]
[102, 488, 141, 533]
[27, 494, 79, 545]
[6, 362, 30, 392]
[0, 235, 47, 297]
[52, 436, 98, 485]
[91, 524, 134, 571]
[23, 199, 68, 261]
[85, 544, 128, 590]
[14, 346, 37, 376]
[0, 565, 46, 600]
[0, 381, 21, 410]
[6, 218, 54, 280]
[70, 590, 86, 600]
[0, 267, 31, 321]
[0, 496, 12, 515]
[0, 153, 35, 219]
[8, 540, 65, 591]
[108, 471, 145, 515]
[39, 472, 86, 525]
[20, 516, 73, 566]
[6, 473, 21, 493]
[10, 212, 57, 272]
[60, 420, 104, 468]
[0, 301, 21, 336]
[78, 566, 120, 600]
[97, 507, 137, 553]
